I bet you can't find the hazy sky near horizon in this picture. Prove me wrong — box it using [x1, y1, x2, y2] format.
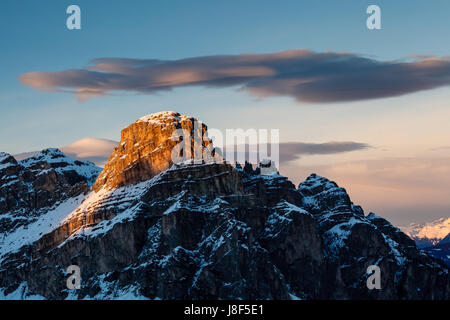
[1, 0, 450, 225]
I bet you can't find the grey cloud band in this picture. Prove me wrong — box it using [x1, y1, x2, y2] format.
[20, 50, 450, 102]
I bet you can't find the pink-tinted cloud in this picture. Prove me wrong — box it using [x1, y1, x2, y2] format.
[19, 49, 450, 103]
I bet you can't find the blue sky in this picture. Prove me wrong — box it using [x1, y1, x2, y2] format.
[1, 0, 450, 225]
[1, 0, 450, 151]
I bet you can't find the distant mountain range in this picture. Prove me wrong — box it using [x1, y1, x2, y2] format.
[401, 217, 450, 247]
[401, 217, 450, 266]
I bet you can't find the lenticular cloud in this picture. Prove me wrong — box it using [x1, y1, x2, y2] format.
[20, 49, 450, 103]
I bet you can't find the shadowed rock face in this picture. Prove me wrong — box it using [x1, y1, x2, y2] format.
[0, 112, 449, 300]
[0, 149, 100, 223]
[0, 150, 101, 247]
[1, 163, 448, 300]
[93, 111, 216, 192]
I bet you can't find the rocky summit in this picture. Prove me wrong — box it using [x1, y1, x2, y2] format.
[93, 111, 215, 192]
[0, 112, 449, 300]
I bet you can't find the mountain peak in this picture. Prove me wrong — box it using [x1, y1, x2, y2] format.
[93, 111, 215, 192]
[136, 111, 191, 124]
[298, 173, 358, 216]
[0, 147, 101, 218]
[0, 152, 16, 168]
[20, 148, 66, 165]
[19, 148, 101, 186]
[0, 152, 12, 161]
[298, 173, 339, 196]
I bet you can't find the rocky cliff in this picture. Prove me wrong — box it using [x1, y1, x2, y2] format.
[0, 149, 101, 236]
[93, 111, 216, 192]
[0, 112, 449, 300]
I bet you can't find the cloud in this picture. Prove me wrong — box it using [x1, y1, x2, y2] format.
[61, 137, 117, 167]
[219, 141, 371, 164]
[19, 50, 450, 103]
[278, 141, 371, 163]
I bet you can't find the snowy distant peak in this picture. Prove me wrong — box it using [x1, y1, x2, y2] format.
[20, 148, 101, 186]
[405, 219, 450, 267]
[136, 111, 194, 125]
[403, 217, 450, 240]
[20, 148, 66, 166]
[401, 217, 450, 246]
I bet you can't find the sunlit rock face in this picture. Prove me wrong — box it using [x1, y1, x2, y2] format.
[93, 111, 215, 192]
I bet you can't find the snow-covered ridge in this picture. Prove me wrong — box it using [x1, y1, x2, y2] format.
[19, 148, 101, 186]
[136, 111, 193, 125]
[0, 152, 11, 162]
[0, 282, 45, 300]
[0, 194, 86, 262]
[0, 177, 154, 263]
[401, 217, 450, 246]
[0, 152, 15, 170]
[299, 173, 338, 194]
[20, 148, 66, 165]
